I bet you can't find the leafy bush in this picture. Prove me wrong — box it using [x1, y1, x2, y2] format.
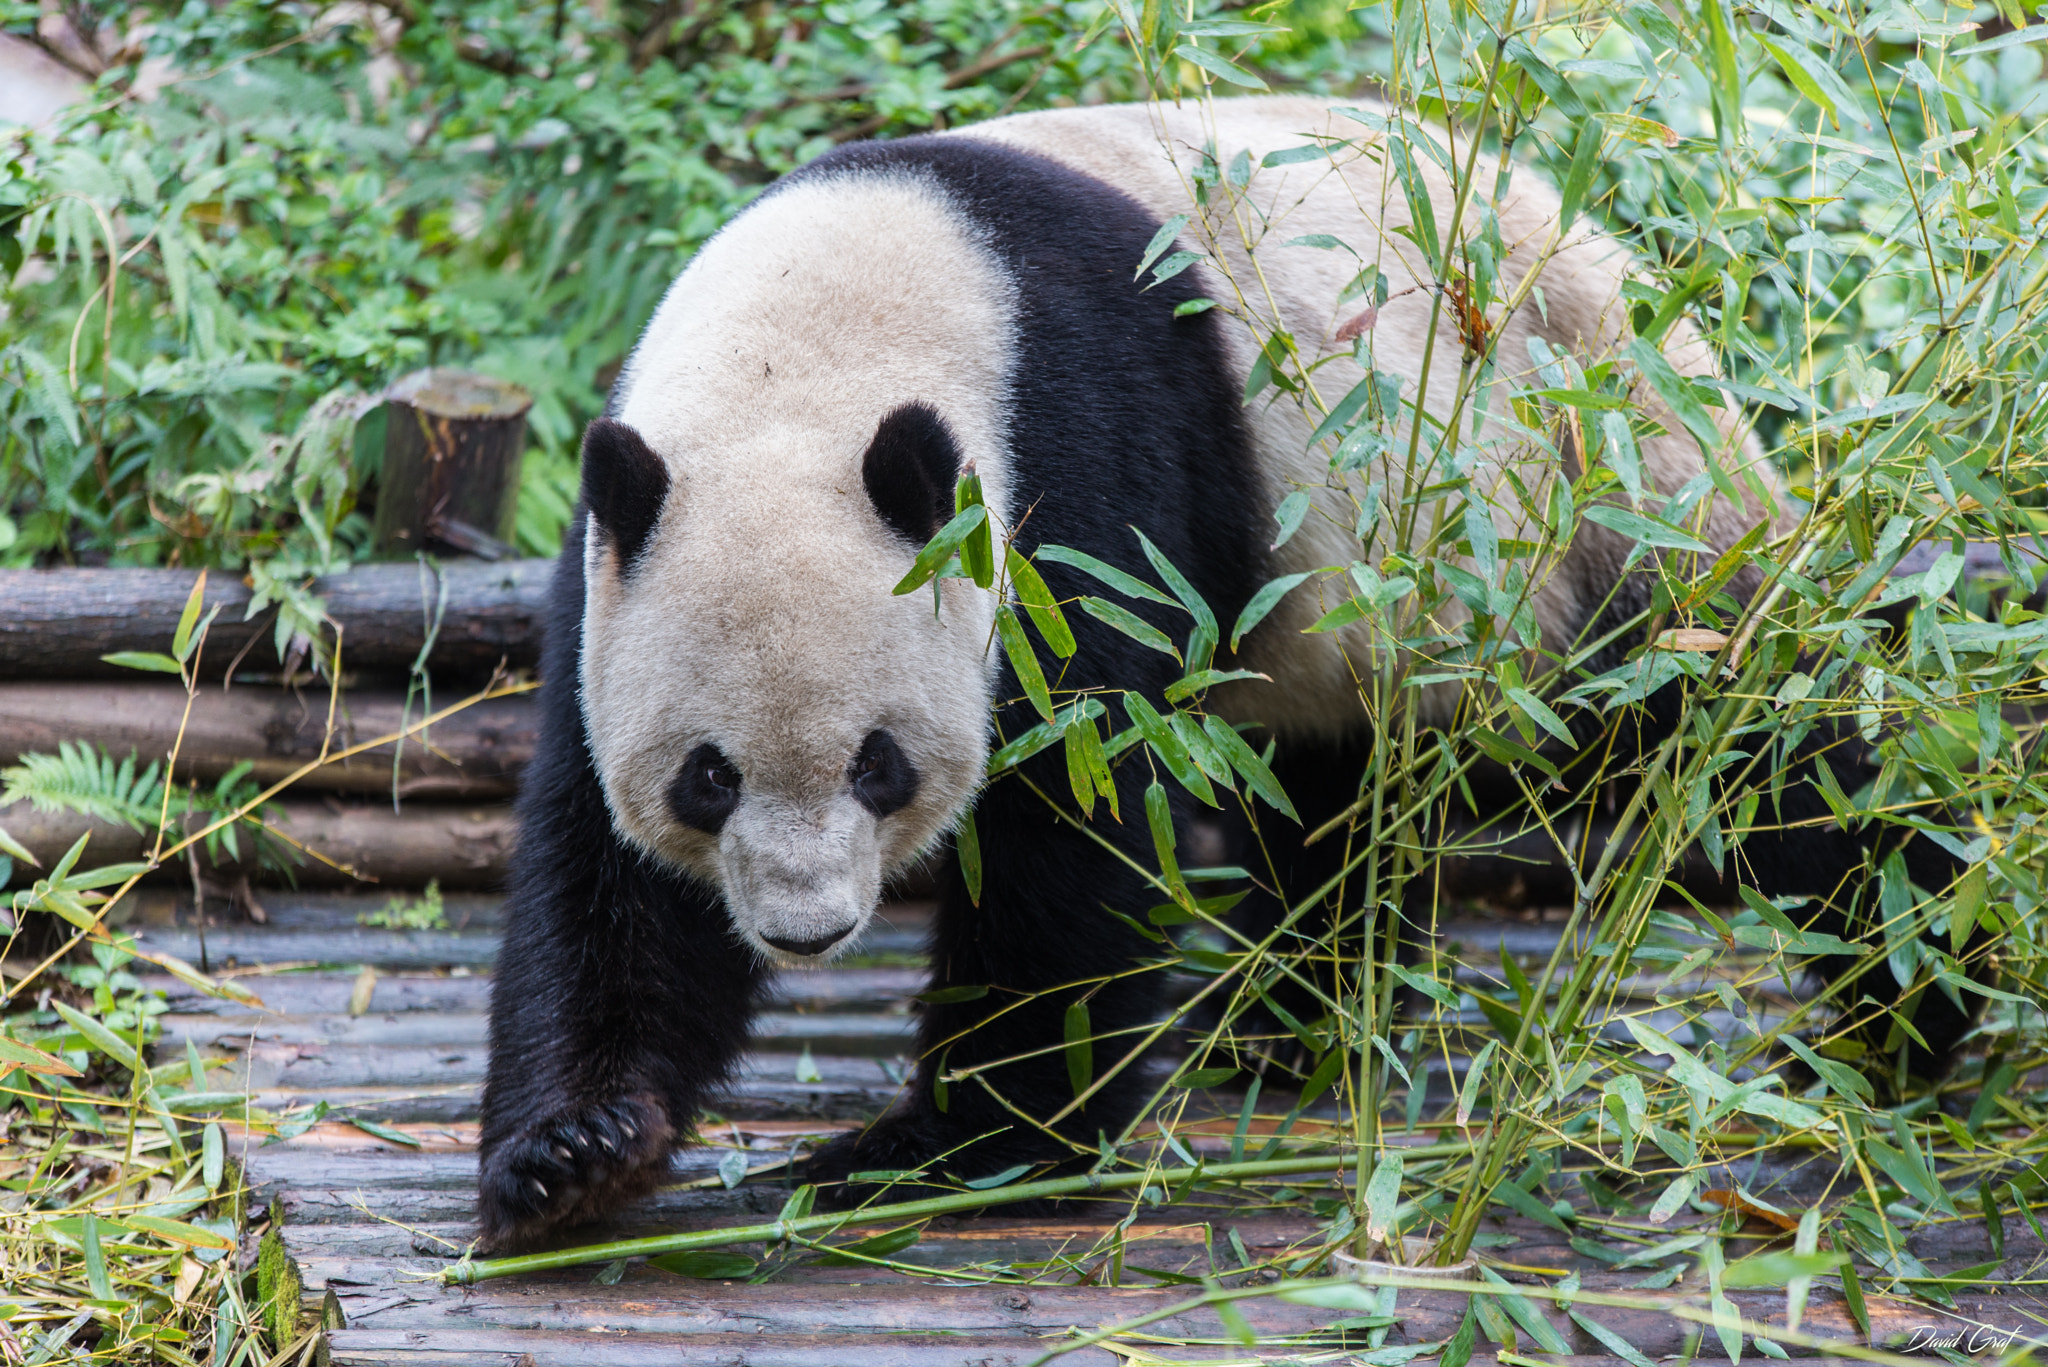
[0, 0, 1147, 587]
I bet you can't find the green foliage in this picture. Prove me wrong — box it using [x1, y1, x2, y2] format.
[2, 742, 168, 832]
[0, 743, 285, 882]
[0, 0, 1149, 656]
[359, 878, 447, 930]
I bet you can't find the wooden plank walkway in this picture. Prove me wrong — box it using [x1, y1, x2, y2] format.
[127, 895, 2045, 1366]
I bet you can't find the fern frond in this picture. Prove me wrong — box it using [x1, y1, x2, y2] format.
[0, 742, 167, 832]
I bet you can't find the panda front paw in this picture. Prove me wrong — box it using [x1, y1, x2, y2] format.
[478, 1093, 674, 1250]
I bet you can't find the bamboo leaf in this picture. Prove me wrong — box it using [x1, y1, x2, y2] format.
[651, 1250, 758, 1278]
[0, 823, 37, 868]
[1007, 547, 1076, 657]
[1505, 687, 1577, 748]
[1175, 43, 1268, 88]
[1199, 716, 1297, 821]
[995, 605, 1054, 722]
[1144, 779, 1182, 892]
[1583, 504, 1712, 554]
[173, 570, 209, 661]
[1364, 1151, 1403, 1242]
[957, 808, 983, 906]
[1232, 571, 1310, 649]
[51, 1000, 141, 1073]
[0, 1034, 81, 1076]
[1134, 213, 1189, 279]
[891, 504, 988, 596]
[1064, 999, 1093, 1097]
[1125, 694, 1216, 806]
[1078, 598, 1180, 659]
[100, 651, 184, 674]
[955, 472, 993, 588]
[1457, 1040, 1497, 1126]
[1036, 545, 1178, 606]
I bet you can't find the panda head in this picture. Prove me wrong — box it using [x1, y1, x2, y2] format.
[573, 405, 999, 964]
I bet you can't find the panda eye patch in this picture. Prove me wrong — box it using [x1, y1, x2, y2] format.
[848, 729, 919, 818]
[668, 743, 743, 833]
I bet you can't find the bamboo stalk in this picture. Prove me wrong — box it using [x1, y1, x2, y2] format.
[442, 1150, 1470, 1285]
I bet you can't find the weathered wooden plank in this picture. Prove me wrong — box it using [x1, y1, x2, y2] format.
[325, 1329, 1125, 1366]
[314, 1281, 1951, 1363]
[141, 967, 927, 1017]
[133, 925, 505, 970]
[0, 682, 534, 798]
[127, 901, 934, 968]
[0, 557, 553, 681]
[162, 1008, 915, 1055]
[128, 910, 1591, 977]
[331, 1276, 1353, 1338]
[209, 1049, 902, 1124]
[128, 889, 509, 932]
[8, 799, 516, 890]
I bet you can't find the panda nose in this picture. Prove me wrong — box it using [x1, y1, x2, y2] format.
[763, 927, 853, 956]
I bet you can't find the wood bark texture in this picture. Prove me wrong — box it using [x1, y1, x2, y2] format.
[0, 683, 534, 799]
[0, 558, 553, 681]
[0, 798, 514, 888]
[371, 369, 533, 559]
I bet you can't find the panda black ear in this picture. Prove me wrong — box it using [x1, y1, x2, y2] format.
[580, 418, 671, 575]
[861, 403, 960, 549]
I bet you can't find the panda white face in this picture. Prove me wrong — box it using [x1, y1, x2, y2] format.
[575, 171, 1015, 963]
[577, 460, 999, 961]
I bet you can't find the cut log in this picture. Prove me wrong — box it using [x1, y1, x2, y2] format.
[371, 370, 533, 560]
[0, 798, 514, 889]
[0, 558, 554, 681]
[0, 682, 534, 798]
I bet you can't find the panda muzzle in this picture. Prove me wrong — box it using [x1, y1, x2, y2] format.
[761, 926, 855, 956]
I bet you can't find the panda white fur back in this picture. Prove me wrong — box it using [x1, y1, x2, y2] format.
[967, 99, 1780, 734]
[480, 97, 1961, 1250]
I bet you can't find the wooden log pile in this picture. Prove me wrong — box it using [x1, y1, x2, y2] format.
[0, 557, 551, 892]
[0, 557, 552, 683]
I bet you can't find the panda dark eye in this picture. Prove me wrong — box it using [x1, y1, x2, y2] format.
[848, 729, 919, 818]
[668, 742, 743, 834]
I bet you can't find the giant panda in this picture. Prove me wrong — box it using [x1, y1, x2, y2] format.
[478, 96, 1970, 1248]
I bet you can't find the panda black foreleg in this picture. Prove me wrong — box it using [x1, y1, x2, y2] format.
[480, 842, 764, 1247]
[806, 769, 1170, 1202]
[1726, 725, 1978, 1085]
[479, 517, 770, 1249]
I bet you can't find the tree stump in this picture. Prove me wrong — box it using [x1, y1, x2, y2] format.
[372, 370, 533, 560]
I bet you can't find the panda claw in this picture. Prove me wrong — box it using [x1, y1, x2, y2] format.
[480, 1093, 676, 1251]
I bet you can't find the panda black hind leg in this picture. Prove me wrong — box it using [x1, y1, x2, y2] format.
[1730, 724, 1978, 1088]
[479, 510, 769, 1250]
[804, 755, 1172, 1203]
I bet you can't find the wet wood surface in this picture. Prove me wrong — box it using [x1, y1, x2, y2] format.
[146, 895, 2042, 1366]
